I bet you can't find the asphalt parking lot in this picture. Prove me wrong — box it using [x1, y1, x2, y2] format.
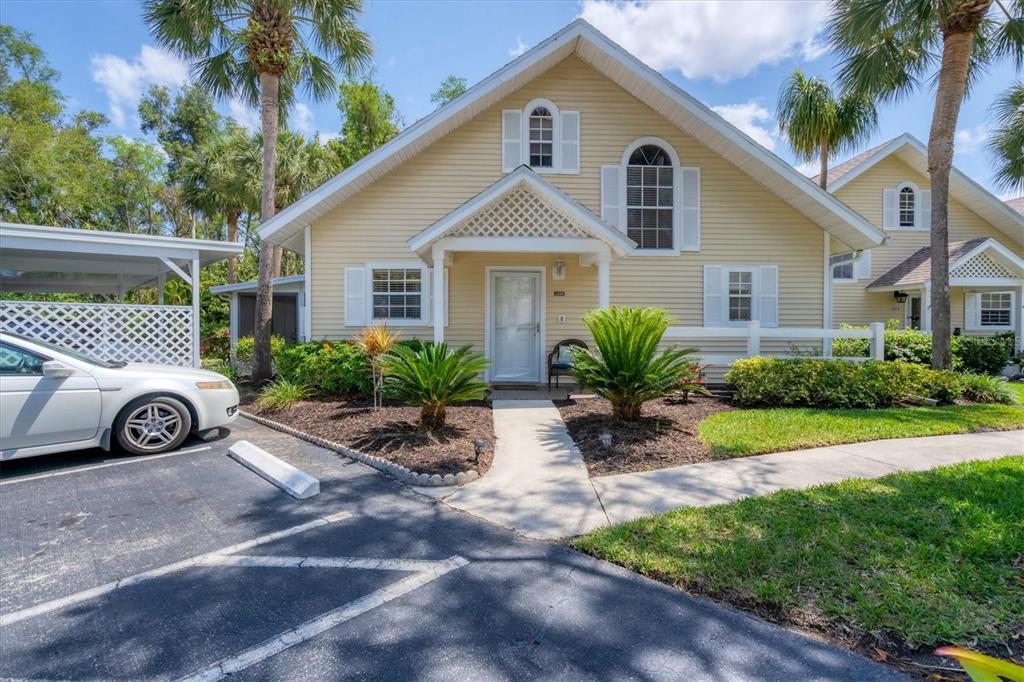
[0, 418, 905, 681]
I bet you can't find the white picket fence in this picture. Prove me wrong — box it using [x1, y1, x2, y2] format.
[0, 300, 194, 366]
[664, 320, 885, 368]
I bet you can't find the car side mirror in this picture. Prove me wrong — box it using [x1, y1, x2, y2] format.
[42, 361, 74, 379]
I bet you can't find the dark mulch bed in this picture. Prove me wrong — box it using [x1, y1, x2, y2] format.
[556, 394, 735, 477]
[240, 387, 493, 476]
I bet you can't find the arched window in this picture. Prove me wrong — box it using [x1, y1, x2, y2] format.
[528, 106, 554, 168]
[625, 143, 675, 249]
[898, 185, 916, 227]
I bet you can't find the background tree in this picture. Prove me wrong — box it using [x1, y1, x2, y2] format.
[105, 136, 166, 234]
[430, 74, 466, 107]
[988, 81, 1024, 194]
[180, 124, 259, 282]
[828, 0, 1024, 369]
[330, 78, 401, 166]
[145, 0, 373, 384]
[776, 68, 878, 190]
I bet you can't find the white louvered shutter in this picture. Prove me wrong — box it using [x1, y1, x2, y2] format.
[965, 292, 980, 331]
[680, 167, 700, 251]
[601, 165, 621, 229]
[703, 265, 723, 326]
[883, 188, 898, 229]
[855, 250, 872, 280]
[501, 110, 522, 172]
[424, 268, 450, 327]
[919, 190, 932, 229]
[758, 266, 779, 328]
[344, 267, 366, 326]
[561, 111, 580, 174]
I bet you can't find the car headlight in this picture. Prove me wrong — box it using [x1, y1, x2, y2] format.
[195, 379, 234, 390]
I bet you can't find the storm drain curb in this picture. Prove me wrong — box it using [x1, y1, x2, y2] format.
[240, 411, 479, 487]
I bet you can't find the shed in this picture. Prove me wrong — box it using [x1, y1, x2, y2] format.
[210, 275, 307, 353]
[0, 222, 243, 367]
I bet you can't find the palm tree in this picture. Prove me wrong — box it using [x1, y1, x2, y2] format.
[145, 0, 372, 383]
[776, 69, 878, 190]
[180, 125, 258, 282]
[828, 0, 1023, 369]
[988, 81, 1024, 194]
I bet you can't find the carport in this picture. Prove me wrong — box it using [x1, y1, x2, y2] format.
[0, 222, 243, 367]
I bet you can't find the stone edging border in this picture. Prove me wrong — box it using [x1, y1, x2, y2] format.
[240, 410, 480, 487]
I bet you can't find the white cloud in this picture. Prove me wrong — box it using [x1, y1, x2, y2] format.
[292, 103, 315, 135]
[509, 36, 529, 58]
[793, 159, 820, 177]
[228, 99, 261, 132]
[955, 123, 991, 155]
[91, 45, 189, 127]
[710, 100, 778, 150]
[579, 0, 830, 82]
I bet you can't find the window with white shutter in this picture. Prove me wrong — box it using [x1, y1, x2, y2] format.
[618, 138, 683, 253]
[363, 263, 430, 326]
[344, 267, 366, 326]
[600, 165, 621, 228]
[704, 265, 778, 327]
[561, 111, 580, 173]
[501, 110, 522, 172]
[885, 183, 926, 230]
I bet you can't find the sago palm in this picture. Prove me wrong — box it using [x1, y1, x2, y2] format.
[145, 0, 372, 384]
[827, 0, 1024, 369]
[381, 343, 488, 431]
[570, 307, 701, 422]
[988, 81, 1024, 194]
[179, 124, 258, 282]
[776, 69, 878, 189]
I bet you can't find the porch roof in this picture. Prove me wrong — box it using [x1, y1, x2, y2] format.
[407, 166, 636, 260]
[866, 237, 1024, 291]
[0, 222, 243, 295]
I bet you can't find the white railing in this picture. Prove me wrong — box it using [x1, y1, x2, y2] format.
[664, 320, 885, 366]
[0, 300, 194, 366]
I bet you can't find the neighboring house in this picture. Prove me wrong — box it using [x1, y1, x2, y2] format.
[256, 19, 888, 383]
[816, 135, 1024, 343]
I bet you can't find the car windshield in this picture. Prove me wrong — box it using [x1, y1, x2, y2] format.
[3, 333, 123, 368]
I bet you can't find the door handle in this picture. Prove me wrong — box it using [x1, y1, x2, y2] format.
[535, 322, 540, 334]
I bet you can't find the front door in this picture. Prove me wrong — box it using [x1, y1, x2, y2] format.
[906, 294, 922, 330]
[490, 271, 542, 383]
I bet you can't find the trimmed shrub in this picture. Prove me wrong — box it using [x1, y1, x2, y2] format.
[831, 322, 1012, 375]
[953, 335, 1012, 375]
[235, 335, 285, 364]
[959, 373, 1015, 404]
[725, 358, 962, 408]
[273, 341, 372, 396]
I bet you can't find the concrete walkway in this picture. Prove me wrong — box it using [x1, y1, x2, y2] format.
[426, 400, 1023, 539]
[435, 400, 608, 539]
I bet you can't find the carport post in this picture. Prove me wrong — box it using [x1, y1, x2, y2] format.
[157, 273, 165, 305]
[192, 256, 201, 367]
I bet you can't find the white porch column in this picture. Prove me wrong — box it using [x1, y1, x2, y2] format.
[303, 224, 312, 342]
[922, 283, 932, 332]
[597, 257, 610, 309]
[433, 254, 445, 343]
[229, 292, 239, 360]
[1016, 285, 1024, 353]
[191, 256, 201, 367]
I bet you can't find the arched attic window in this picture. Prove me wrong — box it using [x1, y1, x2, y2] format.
[898, 185, 916, 227]
[527, 105, 555, 168]
[625, 143, 675, 250]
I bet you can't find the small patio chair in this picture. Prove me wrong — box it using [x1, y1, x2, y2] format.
[547, 338, 588, 390]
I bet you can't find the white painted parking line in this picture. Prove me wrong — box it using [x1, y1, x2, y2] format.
[175, 556, 469, 682]
[0, 510, 353, 627]
[199, 554, 465, 572]
[0, 445, 214, 486]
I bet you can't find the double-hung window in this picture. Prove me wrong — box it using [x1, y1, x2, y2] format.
[727, 270, 753, 322]
[980, 292, 1012, 327]
[371, 266, 424, 323]
[898, 186, 916, 227]
[625, 144, 674, 250]
[528, 107, 554, 168]
[830, 252, 855, 282]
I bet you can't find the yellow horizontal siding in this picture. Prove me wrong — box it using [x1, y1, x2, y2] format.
[310, 54, 825, 347]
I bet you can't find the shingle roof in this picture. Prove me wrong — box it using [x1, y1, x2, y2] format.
[809, 140, 892, 187]
[1006, 197, 1024, 214]
[866, 238, 988, 289]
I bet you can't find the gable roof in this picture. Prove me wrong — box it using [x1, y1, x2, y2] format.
[258, 19, 883, 253]
[1007, 197, 1024, 215]
[822, 134, 1024, 245]
[867, 237, 1024, 290]
[407, 166, 636, 258]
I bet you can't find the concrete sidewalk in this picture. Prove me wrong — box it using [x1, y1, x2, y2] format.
[426, 401, 1023, 539]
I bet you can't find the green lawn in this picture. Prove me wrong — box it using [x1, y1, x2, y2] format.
[574, 457, 1024, 651]
[699, 382, 1024, 457]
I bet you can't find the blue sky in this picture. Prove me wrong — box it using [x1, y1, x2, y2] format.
[3, 0, 1018, 199]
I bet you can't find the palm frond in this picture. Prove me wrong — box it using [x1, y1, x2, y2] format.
[988, 81, 1024, 193]
[380, 343, 488, 430]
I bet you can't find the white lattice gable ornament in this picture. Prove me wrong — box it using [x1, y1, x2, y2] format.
[447, 186, 591, 239]
[951, 251, 1019, 280]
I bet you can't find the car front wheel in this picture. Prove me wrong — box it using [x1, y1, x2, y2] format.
[115, 396, 192, 455]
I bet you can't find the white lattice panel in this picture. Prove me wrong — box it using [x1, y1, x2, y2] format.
[0, 301, 193, 366]
[951, 252, 1017, 280]
[448, 187, 591, 239]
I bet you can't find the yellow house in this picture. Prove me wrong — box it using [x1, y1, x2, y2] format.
[819, 135, 1024, 343]
[257, 19, 892, 384]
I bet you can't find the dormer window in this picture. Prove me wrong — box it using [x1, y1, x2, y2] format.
[528, 107, 554, 168]
[899, 186, 915, 227]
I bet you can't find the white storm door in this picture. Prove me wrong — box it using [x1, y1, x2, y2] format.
[491, 272, 542, 382]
